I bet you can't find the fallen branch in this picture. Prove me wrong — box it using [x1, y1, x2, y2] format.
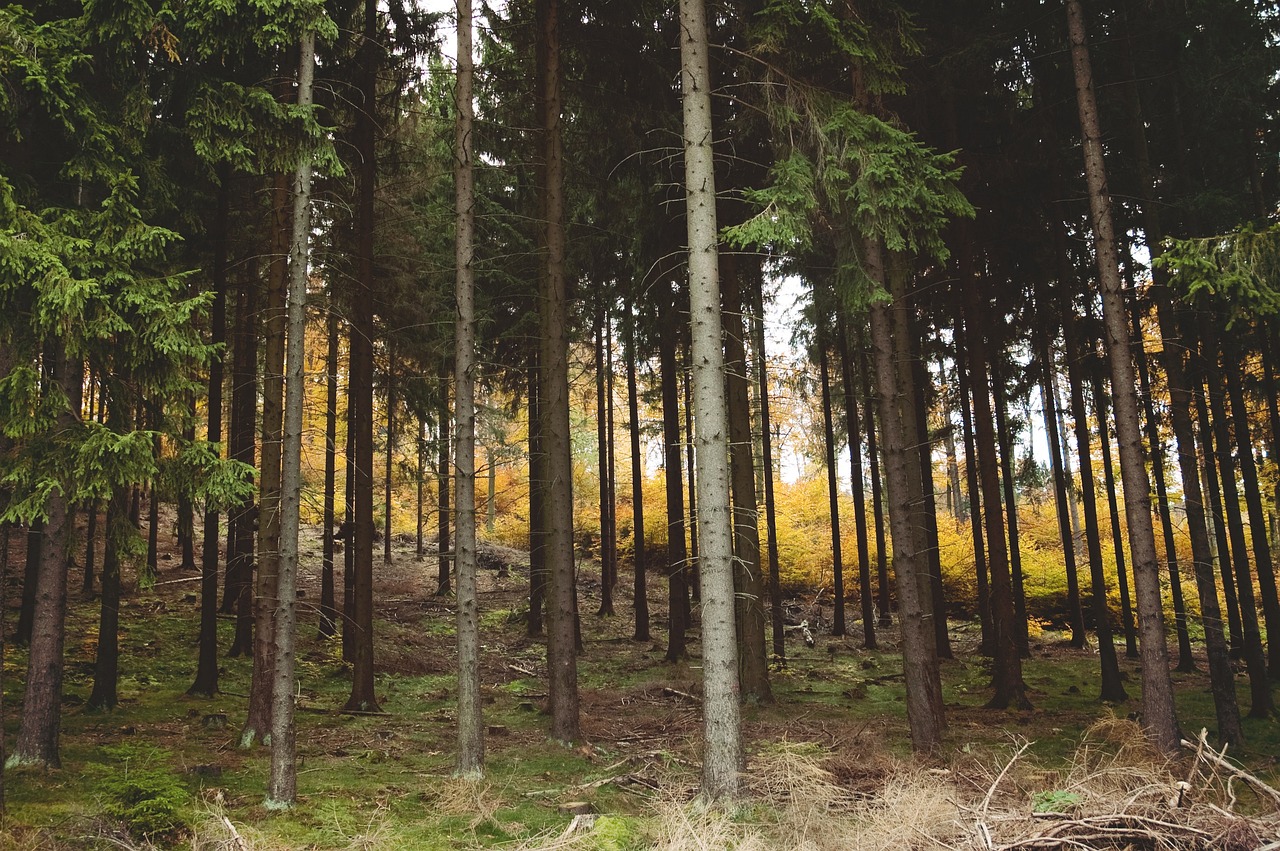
[1182, 727, 1280, 809]
[221, 815, 250, 851]
[661, 687, 701, 705]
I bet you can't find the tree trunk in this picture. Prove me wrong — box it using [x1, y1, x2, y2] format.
[991, 362, 1029, 658]
[417, 418, 426, 557]
[88, 479, 128, 711]
[528, 365, 547, 636]
[226, 276, 258, 658]
[267, 34, 315, 804]
[1195, 380, 1243, 656]
[537, 0, 578, 744]
[344, 0, 380, 714]
[12, 344, 78, 767]
[838, 318, 875, 650]
[1129, 300, 1191, 668]
[683, 365, 699, 605]
[454, 0, 484, 775]
[625, 299, 649, 642]
[438, 364, 452, 596]
[678, 0, 741, 794]
[384, 350, 395, 563]
[868, 243, 944, 751]
[723, 256, 770, 703]
[956, 315, 992, 656]
[817, 323, 846, 637]
[1224, 341, 1280, 678]
[319, 311, 339, 638]
[753, 270, 787, 660]
[595, 313, 615, 616]
[191, 172, 229, 698]
[962, 285, 1030, 710]
[658, 320, 688, 664]
[862, 345, 892, 628]
[1093, 371, 1142, 661]
[246, 169, 291, 748]
[1039, 327, 1084, 648]
[1062, 310, 1126, 702]
[343, 378, 356, 663]
[1203, 333, 1273, 718]
[911, 335, 950, 660]
[1067, 0, 1179, 752]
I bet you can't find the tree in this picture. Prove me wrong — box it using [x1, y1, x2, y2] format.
[454, 0, 484, 777]
[1066, 0, 1178, 753]
[678, 0, 740, 798]
[267, 29, 318, 808]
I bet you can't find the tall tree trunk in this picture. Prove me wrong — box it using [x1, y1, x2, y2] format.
[724, 257, 770, 702]
[17, 522, 41, 647]
[418, 419, 427, 555]
[1039, 326, 1085, 649]
[344, 0, 380, 714]
[268, 36, 315, 804]
[1195, 380, 1243, 655]
[658, 320, 688, 663]
[11, 344, 78, 767]
[625, 300, 649, 642]
[595, 313, 615, 616]
[1204, 334, 1273, 718]
[537, 0, 578, 744]
[226, 276, 258, 659]
[817, 323, 846, 636]
[912, 335, 950, 660]
[1062, 311, 1126, 702]
[862, 346, 891, 628]
[678, 0, 740, 794]
[1091, 372, 1141, 659]
[683, 365, 699, 605]
[604, 313, 619, 597]
[1129, 299, 1191, 668]
[1067, 0, 1179, 752]
[528, 365, 547, 636]
[88, 476, 128, 711]
[438, 365, 452, 596]
[753, 271, 787, 659]
[246, 169, 290, 748]
[1224, 342, 1280, 678]
[962, 285, 1030, 710]
[320, 311, 339, 638]
[454, 0, 484, 775]
[991, 363, 1030, 658]
[384, 350, 395, 563]
[867, 243, 945, 751]
[191, 172, 229, 698]
[838, 318, 875, 650]
[343, 378, 357, 663]
[956, 314, 992, 656]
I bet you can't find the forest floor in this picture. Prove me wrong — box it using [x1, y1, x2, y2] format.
[2, 515, 1279, 849]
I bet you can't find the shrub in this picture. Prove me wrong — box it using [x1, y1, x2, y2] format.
[91, 744, 190, 841]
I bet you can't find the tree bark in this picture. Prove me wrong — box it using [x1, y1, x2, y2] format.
[246, 169, 291, 748]
[868, 244, 944, 751]
[537, 0, 578, 744]
[88, 480, 128, 711]
[12, 344, 78, 767]
[1195, 379, 1243, 656]
[1039, 326, 1083, 647]
[752, 270, 787, 660]
[454, 0, 485, 775]
[320, 311, 339, 638]
[528, 365, 546, 636]
[267, 33, 315, 804]
[595, 313, 615, 616]
[962, 284, 1030, 710]
[190, 173, 229, 697]
[438, 364, 452, 596]
[817, 322, 846, 637]
[861, 346, 891, 628]
[625, 299, 649, 642]
[956, 314, 992, 656]
[658, 318, 689, 664]
[723, 257, 770, 702]
[838, 318, 875, 650]
[1067, 0, 1180, 752]
[1063, 310, 1126, 702]
[225, 274, 258, 664]
[344, 0, 380, 714]
[678, 0, 741, 795]
[384, 350, 395, 563]
[991, 362, 1029, 658]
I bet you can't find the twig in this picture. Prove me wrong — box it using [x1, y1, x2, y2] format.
[661, 687, 701, 705]
[982, 741, 1032, 817]
[507, 663, 539, 678]
[1182, 728, 1280, 809]
[222, 815, 250, 851]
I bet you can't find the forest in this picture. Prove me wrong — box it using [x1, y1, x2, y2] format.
[3, 0, 1280, 847]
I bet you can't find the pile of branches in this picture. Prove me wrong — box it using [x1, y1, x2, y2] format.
[967, 722, 1280, 851]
